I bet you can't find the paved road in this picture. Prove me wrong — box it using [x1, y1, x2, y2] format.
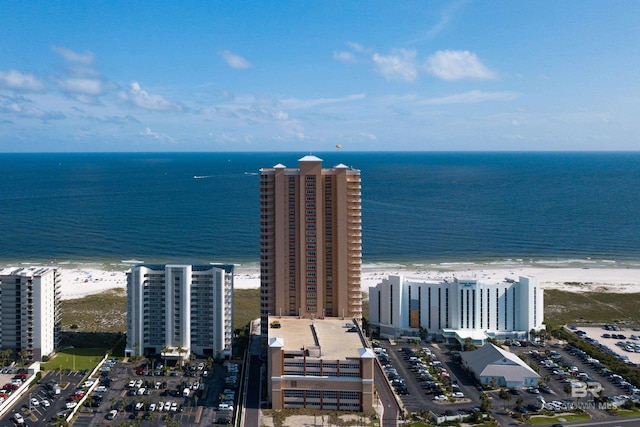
[374, 361, 399, 427]
[243, 321, 262, 427]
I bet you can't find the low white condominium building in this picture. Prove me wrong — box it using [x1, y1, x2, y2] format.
[0, 267, 61, 361]
[460, 343, 541, 388]
[126, 264, 233, 360]
[369, 275, 544, 345]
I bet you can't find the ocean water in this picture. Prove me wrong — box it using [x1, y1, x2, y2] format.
[1, 152, 639, 269]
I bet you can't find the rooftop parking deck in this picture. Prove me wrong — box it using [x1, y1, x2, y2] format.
[268, 316, 366, 360]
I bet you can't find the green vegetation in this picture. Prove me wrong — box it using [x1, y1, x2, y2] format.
[617, 408, 640, 417]
[234, 288, 260, 331]
[544, 289, 640, 326]
[41, 348, 108, 371]
[61, 288, 126, 332]
[528, 413, 591, 424]
[60, 287, 260, 359]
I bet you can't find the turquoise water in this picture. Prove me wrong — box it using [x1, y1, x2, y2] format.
[1, 152, 639, 268]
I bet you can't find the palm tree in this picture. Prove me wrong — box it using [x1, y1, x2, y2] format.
[161, 346, 169, 368]
[18, 349, 28, 365]
[51, 415, 68, 427]
[504, 391, 512, 410]
[0, 349, 10, 366]
[176, 346, 186, 366]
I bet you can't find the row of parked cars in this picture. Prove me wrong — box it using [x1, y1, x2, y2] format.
[573, 329, 634, 365]
[566, 345, 640, 396]
[218, 362, 239, 414]
[1, 372, 29, 405]
[403, 347, 458, 401]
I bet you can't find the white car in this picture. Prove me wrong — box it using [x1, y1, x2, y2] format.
[149, 403, 157, 412]
[41, 399, 50, 407]
[106, 409, 117, 420]
[13, 413, 24, 425]
[452, 392, 464, 398]
[433, 394, 447, 401]
[30, 397, 40, 407]
[66, 401, 78, 409]
[95, 385, 108, 392]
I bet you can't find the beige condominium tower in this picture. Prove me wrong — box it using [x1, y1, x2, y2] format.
[260, 155, 362, 334]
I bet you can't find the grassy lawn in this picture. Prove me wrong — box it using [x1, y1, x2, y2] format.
[234, 288, 260, 332]
[617, 408, 640, 417]
[544, 289, 640, 325]
[41, 348, 109, 371]
[528, 413, 591, 424]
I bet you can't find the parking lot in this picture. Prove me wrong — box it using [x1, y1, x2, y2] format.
[0, 357, 239, 427]
[573, 325, 640, 365]
[374, 341, 485, 420]
[69, 358, 239, 427]
[0, 369, 88, 427]
[515, 337, 640, 419]
[373, 334, 640, 426]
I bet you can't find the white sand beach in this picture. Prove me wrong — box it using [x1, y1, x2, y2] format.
[55, 263, 640, 300]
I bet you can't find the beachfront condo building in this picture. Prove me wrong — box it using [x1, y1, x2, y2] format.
[259, 156, 362, 335]
[369, 275, 544, 345]
[0, 267, 61, 361]
[125, 264, 233, 360]
[267, 316, 375, 412]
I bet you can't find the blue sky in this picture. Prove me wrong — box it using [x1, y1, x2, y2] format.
[1, 1, 639, 152]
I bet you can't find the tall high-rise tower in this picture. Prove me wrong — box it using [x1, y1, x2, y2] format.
[260, 156, 362, 334]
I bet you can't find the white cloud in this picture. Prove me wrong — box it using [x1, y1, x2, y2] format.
[0, 70, 44, 91]
[281, 93, 366, 109]
[59, 78, 103, 95]
[139, 127, 177, 143]
[426, 50, 496, 81]
[422, 90, 518, 105]
[0, 94, 65, 121]
[373, 49, 419, 82]
[411, 1, 464, 42]
[218, 50, 253, 69]
[346, 41, 368, 53]
[123, 82, 181, 111]
[51, 45, 95, 64]
[333, 51, 357, 63]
